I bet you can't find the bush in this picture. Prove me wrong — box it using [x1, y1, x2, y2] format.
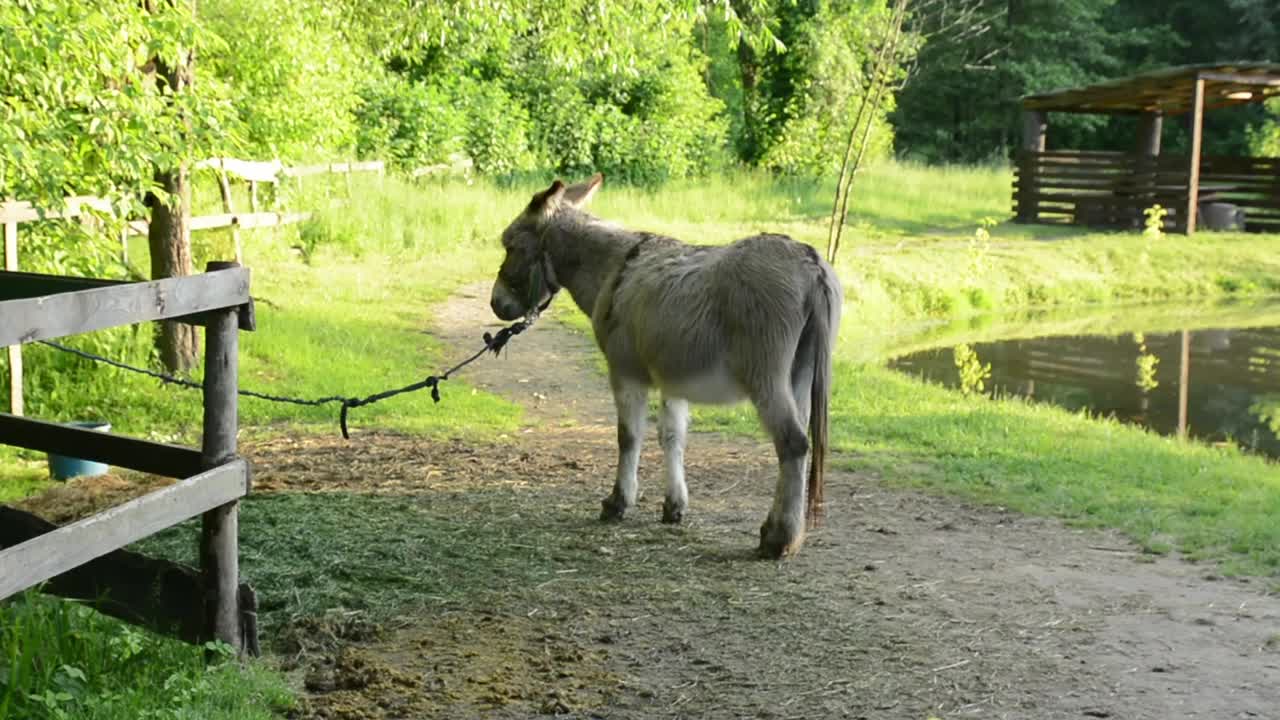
[202, 0, 368, 161]
[354, 76, 467, 170]
[521, 48, 728, 185]
[457, 81, 536, 178]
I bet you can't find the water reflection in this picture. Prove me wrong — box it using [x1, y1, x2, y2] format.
[889, 325, 1280, 459]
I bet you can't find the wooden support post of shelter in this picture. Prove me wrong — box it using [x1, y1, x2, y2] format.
[1185, 77, 1206, 234]
[1015, 110, 1047, 223]
[0, 264, 258, 655]
[1014, 62, 1280, 234]
[1136, 112, 1163, 156]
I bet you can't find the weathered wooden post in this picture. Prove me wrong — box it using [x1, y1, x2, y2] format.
[214, 171, 243, 264]
[4, 202, 21, 416]
[200, 260, 244, 653]
[1136, 112, 1162, 156]
[1130, 112, 1164, 229]
[1016, 109, 1047, 223]
[1185, 77, 1206, 234]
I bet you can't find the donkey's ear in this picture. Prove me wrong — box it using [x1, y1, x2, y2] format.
[563, 173, 604, 209]
[527, 180, 567, 221]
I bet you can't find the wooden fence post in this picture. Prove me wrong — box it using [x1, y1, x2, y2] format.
[200, 260, 243, 653]
[215, 171, 243, 264]
[4, 204, 21, 416]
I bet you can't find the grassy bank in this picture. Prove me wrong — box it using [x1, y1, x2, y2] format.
[3, 162, 1280, 719]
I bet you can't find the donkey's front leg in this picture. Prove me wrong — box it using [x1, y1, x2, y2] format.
[659, 396, 690, 524]
[601, 379, 648, 522]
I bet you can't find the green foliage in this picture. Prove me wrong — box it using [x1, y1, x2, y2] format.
[1247, 98, 1280, 158]
[757, 0, 907, 175]
[457, 80, 536, 178]
[200, 0, 368, 161]
[1133, 333, 1160, 392]
[967, 219, 996, 279]
[354, 76, 466, 170]
[953, 343, 992, 396]
[0, 0, 222, 207]
[0, 593, 292, 720]
[895, 0, 1280, 162]
[1143, 204, 1168, 240]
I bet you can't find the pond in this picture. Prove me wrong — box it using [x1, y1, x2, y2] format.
[887, 301, 1280, 460]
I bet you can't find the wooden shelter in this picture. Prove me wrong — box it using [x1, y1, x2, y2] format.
[1014, 62, 1280, 233]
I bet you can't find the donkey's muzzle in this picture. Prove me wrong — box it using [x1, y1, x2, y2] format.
[491, 297, 525, 321]
[490, 282, 526, 321]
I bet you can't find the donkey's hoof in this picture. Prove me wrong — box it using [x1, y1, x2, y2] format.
[661, 498, 685, 524]
[600, 495, 630, 522]
[757, 517, 805, 559]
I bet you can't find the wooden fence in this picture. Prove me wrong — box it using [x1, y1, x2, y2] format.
[1014, 150, 1280, 232]
[0, 263, 257, 654]
[2, 157, 383, 417]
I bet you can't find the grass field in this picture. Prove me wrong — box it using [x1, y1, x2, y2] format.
[4, 162, 1280, 718]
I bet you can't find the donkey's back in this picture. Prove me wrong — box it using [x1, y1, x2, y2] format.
[596, 232, 840, 407]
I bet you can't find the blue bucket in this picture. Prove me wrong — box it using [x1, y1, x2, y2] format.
[48, 421, 112, 481]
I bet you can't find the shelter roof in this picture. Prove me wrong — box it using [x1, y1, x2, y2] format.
[1021, 62, 1280, 114]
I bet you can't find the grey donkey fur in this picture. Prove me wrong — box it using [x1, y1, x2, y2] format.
[491, 174, 842, 558]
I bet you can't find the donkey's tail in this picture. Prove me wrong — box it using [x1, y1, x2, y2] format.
[805, 261, 840, 527]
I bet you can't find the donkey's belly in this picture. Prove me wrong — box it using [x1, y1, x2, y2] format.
[655, 368, 746, 405]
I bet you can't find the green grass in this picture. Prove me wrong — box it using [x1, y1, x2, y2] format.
[840, 363, 1280, 574]
[5, 174, 528, 443]
[0, 593, 292, 720]
[4, 160, 1280, 719]
[695, 363, 1280, 575]
[0, 450, 52, 504]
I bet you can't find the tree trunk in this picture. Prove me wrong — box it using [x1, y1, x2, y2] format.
[146, 7, 199, 373]
[148, 165, 198, 373]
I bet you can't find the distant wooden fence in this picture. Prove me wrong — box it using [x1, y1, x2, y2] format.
[1014, 150, 1280, 232]
[0, 263, 258, 655]
[2, 157, 383, 417]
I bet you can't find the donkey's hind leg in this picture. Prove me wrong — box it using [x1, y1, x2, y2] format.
[752, 381, 809, 559]
[601, 378, 648, 522]
[658, 396, 690, 524]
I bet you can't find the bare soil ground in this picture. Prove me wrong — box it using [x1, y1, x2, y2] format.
[19, 283, 1280, 719]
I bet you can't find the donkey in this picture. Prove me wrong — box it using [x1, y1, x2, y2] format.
[490, 173, 842, 558]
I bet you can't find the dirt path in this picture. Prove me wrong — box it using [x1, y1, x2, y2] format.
[12, 285, 1277, 718]
[432, 282, 616, 428]
[241, 282, 1277, 719]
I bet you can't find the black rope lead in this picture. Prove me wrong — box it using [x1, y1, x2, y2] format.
[37, 314, 536, 439]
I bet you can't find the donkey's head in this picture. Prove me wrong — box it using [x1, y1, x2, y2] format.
[490, 173, 603, 321]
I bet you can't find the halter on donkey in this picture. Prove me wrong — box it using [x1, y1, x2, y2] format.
[491, 174, 842, 558]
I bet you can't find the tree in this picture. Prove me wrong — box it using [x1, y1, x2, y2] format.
[1, 0, 226, 372]
[144, 0, 201, 373]
[201, 0, 370, 161]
